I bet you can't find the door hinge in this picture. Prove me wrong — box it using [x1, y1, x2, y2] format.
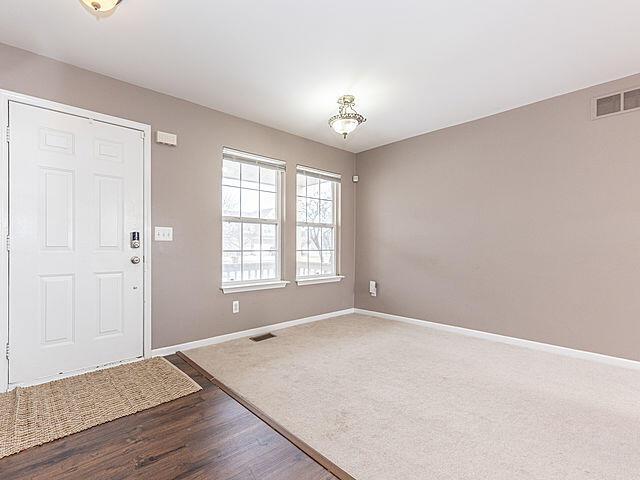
[5, 235, 9, 252]
[5, 126, 9, 143]
[5, 343, 9, 360]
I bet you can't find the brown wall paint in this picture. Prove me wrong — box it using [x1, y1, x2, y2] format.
[355, 73, 640, 361]
[4, 42, 640, 361]
[0, 43, 356, 349]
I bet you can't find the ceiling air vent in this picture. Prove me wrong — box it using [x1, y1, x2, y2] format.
[593, 87, 640, 119]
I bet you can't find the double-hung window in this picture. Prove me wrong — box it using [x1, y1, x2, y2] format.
[221, 148, 287, 293]
[296, 166, 343, 284]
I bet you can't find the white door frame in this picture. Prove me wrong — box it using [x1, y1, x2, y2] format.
[0, 90, 152, 392]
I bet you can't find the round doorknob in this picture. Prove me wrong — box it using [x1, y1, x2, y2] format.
[131, 256, 141, 264]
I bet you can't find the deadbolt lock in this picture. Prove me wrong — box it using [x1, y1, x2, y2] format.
[131, 256, 141, 264]
[130, 231, 141, 249]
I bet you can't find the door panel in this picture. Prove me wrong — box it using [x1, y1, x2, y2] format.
[9, 102, 145, 385]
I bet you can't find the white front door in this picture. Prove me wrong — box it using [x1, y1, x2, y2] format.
[8, 101, 145, 385]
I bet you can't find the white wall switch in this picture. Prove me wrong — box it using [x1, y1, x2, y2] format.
[156, 131, 177, 146]
[154, 226, 173, 241]
[369, 280, 377, 297]
[232, 300, 240, 314]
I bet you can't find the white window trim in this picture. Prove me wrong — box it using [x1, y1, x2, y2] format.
[221, 148, 286, 290]
[221, 280, 290, 294]
[295, 166, 342, 281]
[296, 275, 345, 286]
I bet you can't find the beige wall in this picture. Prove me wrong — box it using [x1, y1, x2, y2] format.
[355, 74, 640, 361]
[0, 43, 355, 349]
[4, 42, 640, 361]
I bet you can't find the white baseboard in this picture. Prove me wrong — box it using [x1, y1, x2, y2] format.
[354, 308, 640, 371]
[152, 308, 355, 357]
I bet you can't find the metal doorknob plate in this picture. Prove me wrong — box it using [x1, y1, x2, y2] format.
[131, 256, 141, 264]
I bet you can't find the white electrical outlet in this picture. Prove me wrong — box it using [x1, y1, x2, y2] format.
[154, 226, 173, 241]
[369, 280, 377, 297]
[232, 300, 240, 314]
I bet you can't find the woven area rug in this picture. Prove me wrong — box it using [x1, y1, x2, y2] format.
[0, 357, 201, 459]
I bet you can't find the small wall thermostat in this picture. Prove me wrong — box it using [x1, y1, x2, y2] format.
[156, 131, 178, 146]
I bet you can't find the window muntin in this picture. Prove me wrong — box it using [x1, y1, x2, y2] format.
[222, 149, 284, 285]
[296, 166, 340, 278]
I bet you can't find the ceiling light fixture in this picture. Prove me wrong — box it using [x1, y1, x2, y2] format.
[328, 95, 366, 139]
[81, 0, 122, 12]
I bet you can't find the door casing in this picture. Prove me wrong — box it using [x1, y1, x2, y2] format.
[0, 90, 152, 392]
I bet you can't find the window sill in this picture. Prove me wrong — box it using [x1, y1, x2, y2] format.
[220, 280, 290, 294]
[296, 275, 345, 286]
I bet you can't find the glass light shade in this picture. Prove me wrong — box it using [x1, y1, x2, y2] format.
[330, 117, 359, 136]
[81, 0, 121, 12]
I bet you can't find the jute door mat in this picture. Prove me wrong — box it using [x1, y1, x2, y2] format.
[0, 357, 201, 459]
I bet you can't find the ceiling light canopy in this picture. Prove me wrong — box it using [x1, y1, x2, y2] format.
[81, 0, 122, 12]
[328, 95, 366, 139]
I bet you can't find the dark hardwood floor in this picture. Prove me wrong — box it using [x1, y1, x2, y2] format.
[0, 355, 338, 480]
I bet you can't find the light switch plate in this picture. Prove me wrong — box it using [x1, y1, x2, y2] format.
[154, 226, 173, 241]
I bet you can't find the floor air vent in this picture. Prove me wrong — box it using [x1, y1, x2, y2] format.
[250, 332, 276, 342]
[593, 87, 640, 119]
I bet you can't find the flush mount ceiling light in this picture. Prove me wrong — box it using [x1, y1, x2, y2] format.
[328, 95, 366, 139]
[81, 0, 122, 12]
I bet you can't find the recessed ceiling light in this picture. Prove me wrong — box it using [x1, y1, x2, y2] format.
[81, 0, 122, 13]
[328, 95, 366, 139]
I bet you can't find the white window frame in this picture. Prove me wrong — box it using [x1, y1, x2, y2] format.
[295, 165, 344, 286]
[221, 148, 289, 294]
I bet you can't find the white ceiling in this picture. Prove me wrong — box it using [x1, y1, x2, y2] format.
[1, 1, 640, 153]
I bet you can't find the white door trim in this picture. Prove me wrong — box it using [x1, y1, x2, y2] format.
[0, 89, 152, 392]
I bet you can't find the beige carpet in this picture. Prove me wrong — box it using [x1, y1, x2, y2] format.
[185, 314, 640, 480]
[0, 357, 201, 459]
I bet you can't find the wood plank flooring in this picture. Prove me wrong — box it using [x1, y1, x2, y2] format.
[0, 355, 338, 480]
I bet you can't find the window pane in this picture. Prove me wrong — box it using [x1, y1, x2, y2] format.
[222, 252, 241, 283]
[297, 197, 307, 222]
[307, 176, 320, 198]
[309, 250, 322, 276]
[241, 163, 259, 190]
[222, 186, 240, 217]
[306, 198, 320, 223]
[320, 180, 333, 200]
[321, 227, 334, 250]
[241, 188, 259, 218]
[260, 191, 276, 220]
[261, 251, 277, 280]
[297, 226, 309, 250]
[242, 251, 260, 281]
[222, 160, 241, 187]
[260, 167, 277, 192]
[262, 224, 277, 251]
[223, 221, 241, 250]
[242, 223, 260, 250]
[321, 251, 334, 275]
[296, 174, 307, 197]
[308, 227, 321, 250]
[297, 250, 309, 277]
[319, 200, 333, 224]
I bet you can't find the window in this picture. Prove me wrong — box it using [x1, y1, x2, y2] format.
[296, 166, 343, 284]
[221, 148, 287, 293]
